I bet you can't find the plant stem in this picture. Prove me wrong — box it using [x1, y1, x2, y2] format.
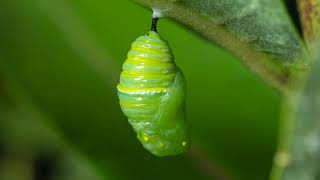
[270, 92, 299, 180]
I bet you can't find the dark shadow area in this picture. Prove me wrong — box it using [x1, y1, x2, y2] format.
[0, 142, 5, 162]
[284, 0, 303, 36]
[33, 151, 61, 180]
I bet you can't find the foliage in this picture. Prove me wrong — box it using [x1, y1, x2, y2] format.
[1, 0, 320, 180]
[133, 0, 309, 91]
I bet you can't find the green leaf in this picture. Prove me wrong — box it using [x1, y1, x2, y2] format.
[133, 0, 310, 91]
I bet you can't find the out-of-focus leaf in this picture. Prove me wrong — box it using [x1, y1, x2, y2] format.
[133, 0, 309, 91]
[0, 68, 108, 180]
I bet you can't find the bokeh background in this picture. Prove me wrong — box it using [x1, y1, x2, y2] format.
[0, 0, 281, 180]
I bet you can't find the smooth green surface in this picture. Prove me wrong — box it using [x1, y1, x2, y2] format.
[0, 71, 107, 180]
[0, 0, 280, 180]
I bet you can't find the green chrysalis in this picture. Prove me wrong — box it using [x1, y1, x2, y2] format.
[117, 15, 190, 156]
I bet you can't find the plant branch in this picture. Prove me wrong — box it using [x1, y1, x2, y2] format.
[133, 0, 309, 93]
[187, 145, 232, 180]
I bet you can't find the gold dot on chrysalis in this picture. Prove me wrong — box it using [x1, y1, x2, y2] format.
[143, 135, 149, 142]
[182, 141, 187, 147]
[159, 142, 164, 148]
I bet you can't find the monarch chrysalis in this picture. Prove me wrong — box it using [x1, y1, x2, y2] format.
[117, 15, 190, 156]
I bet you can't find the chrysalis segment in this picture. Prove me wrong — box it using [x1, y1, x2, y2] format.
[117, 31, 190, 156]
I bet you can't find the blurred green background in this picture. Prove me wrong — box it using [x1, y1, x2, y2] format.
[0, 0, 280, 180]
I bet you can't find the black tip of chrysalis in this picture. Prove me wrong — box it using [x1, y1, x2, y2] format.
[151, 17, 159, 32]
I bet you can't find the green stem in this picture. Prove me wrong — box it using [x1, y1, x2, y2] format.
[270, 92, 299, 180]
